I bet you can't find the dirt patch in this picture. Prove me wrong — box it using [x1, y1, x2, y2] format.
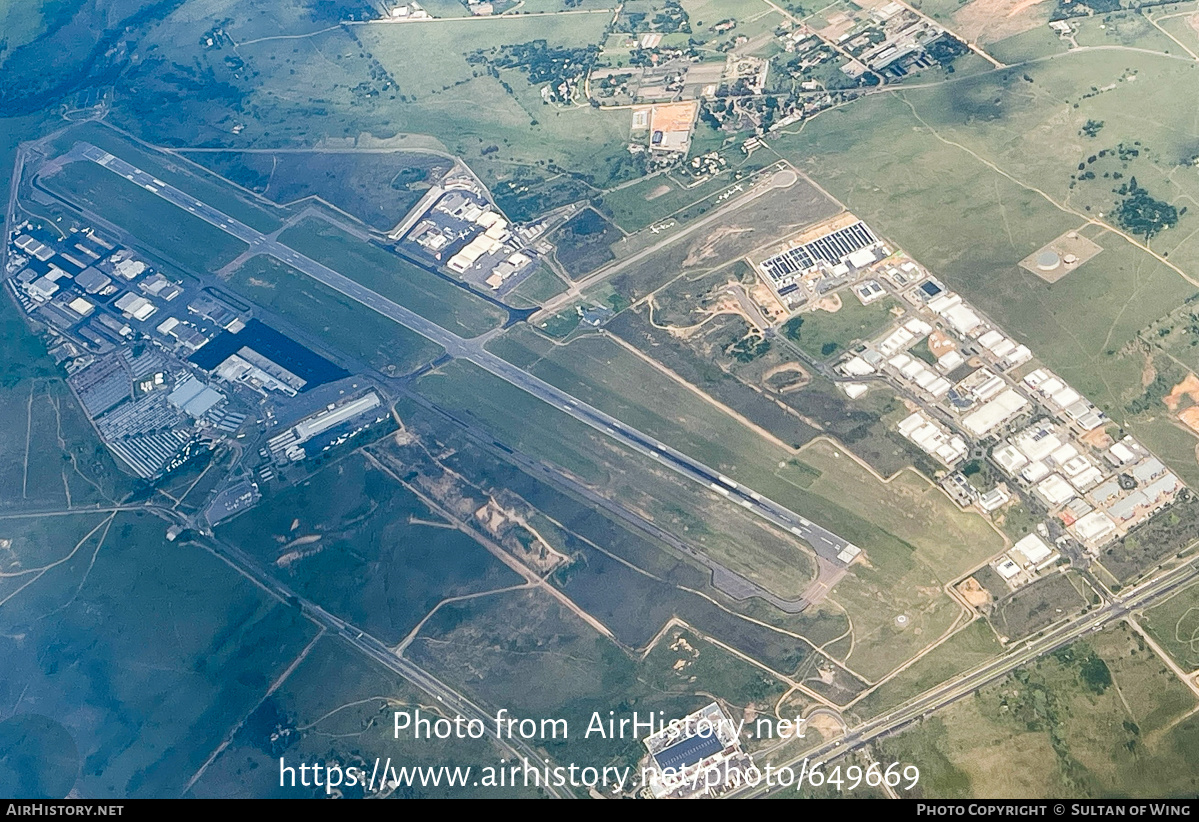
[683, 225, 754, 267]
[749, 281, 787, 323]
[953, 0, 1055, 43]
[763, 362, 811, 394]
[1143, 359, 1158, 390]
[1079, 426, 1114, 449]
[927, 330, 957, 358]
[646, 184, 672, 200]
[804, 712, 843, 739]
[958, 576, 993, 608]
[814, 292, 843, 313]
[1164, 373, 1199, 412]
[276, 534, 324, 567]
[1180, 407, 1199, 434]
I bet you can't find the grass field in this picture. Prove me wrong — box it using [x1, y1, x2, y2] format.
[432, 333, 1002, 679]
[783, 297, 900, 360]
[415, 359, 611, 483]
[412, 358, 819, 599]
[770, 50, 1199, 479]
[598, 158, 774, 233]
[640, 625, 789, 714]
[407, 586, 773, 770]
[184, 148, 452, 231]
[41, 160, 249, 274]
[277, 217, 507, 337]
[1143, 578, 1199, 672]
[217, 452, 523, 644]
[391, 392, 846, 664]
[489, 327, 798, 475]
[505, 264, 569, 308]
[875, 623, 1199, 798]
[189, 636, 535, 798]
[224, 254, 444, 375]
[0, 511, 320, 798]
[797, 440, 1006, 580]
[231, 14, 639, 198]
[0, 301, 137, 510]
[852, 619, 1003, 719]
[49, 122, 287, 235]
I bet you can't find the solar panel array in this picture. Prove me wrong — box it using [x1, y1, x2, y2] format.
[759, 221, 878, 284]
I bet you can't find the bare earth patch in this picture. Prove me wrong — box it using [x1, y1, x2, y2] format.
[953, 0, 1055, 44]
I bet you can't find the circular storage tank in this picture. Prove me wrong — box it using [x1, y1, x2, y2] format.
[1036, 250, 1061, 271]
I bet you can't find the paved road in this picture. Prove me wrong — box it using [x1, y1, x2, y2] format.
[77, 143, 860, 573]
[735, 555, 1199, 798]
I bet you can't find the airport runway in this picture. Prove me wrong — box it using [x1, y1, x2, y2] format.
[78, 143, 858, 571]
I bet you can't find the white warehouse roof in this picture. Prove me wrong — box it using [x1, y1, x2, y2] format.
[962, 389, 1029, 437]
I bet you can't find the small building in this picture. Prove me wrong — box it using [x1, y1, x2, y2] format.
[996, 557, 1021, 580]
[114, 292, 158, 321]
[1012, 534, 1053, 566]
[67, 296, 95, 317]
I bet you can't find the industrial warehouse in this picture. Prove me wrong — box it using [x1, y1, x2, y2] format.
[830, 244, 1186, 599]
[755, 214, 887, 304]
[642, 703, 751, 799]
[401, 187, 538, 294]
[4, 216, 388, 509]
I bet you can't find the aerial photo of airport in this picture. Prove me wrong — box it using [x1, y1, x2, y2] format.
[6, 0, 1199, 806]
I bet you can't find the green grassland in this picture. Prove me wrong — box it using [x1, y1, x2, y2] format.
[0, 0, 57, 65]
[449, 331, 1002, 679]
[0, 302, 137, 510]
[277, 217, 506, 337]
[189, 636, 535, 798]
[505, 264, 570, 308]
[489, 327, 800, 475]
[415, 359, 612, 483]
[40, 160, 249, 274]
[224, 254, 444, 375]
[797, 440, 1006, 579]
[392, 387, 847, 665]
[903, 0, 971, 26]
[217, 452, 523, 644]
[875, 623, 1199, 798]
[235, 15, 639, 191]
[0, 512, 110, 603]
[781, 441, 1005, 680]
[412, 358, 819, 599]
[827, 574, 967, 683]
[407, 586, 783, 770]
[487, 327, 1005, 586]
[48, 122, 288, 234]
[183, 148, 453, 231]
[640, 625, 790, 714]
[1143, 578, 1199, 671]
[598, 159, 774, 234]
[769, 50, 1199, 477]
[0, 511, 320, 797]
[783, 297, 900, 360]
[851, 619, 1004, 719]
